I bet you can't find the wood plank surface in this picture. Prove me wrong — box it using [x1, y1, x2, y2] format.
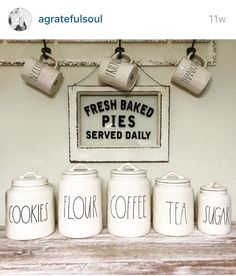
[0, 224, 236, 275]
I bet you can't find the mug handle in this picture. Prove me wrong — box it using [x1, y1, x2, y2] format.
[187, 53, 207, 68]
[113, 52, 133, 64]
[40, 53, 59, 69]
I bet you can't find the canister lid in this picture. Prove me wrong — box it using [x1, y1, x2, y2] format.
[200, 182, 227, 192]
[111, 163, 146, 176]
[155, 171, 190, 185]
[63, 164, 98, 176]
[12, 172, 48, 187]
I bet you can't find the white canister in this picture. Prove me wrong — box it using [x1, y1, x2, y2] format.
[197, 182, 231, 235]
[107, 163, 151, 237]
[153, 172, 194, 236]
[5, 172, 55, 240]
[58, 164, 103, 238]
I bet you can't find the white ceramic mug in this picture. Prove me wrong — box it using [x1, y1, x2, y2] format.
[171, 53, 211, 95]
[98, 53, 138, 91]
[21, 53, 63, 96]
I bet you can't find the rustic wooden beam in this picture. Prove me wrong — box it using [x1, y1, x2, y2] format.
[0, 224, 236, 274]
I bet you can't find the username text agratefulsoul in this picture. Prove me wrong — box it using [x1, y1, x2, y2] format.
[38, 14, 103, 25]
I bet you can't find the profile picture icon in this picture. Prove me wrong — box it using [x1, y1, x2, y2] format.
[8, 7, 32, 31]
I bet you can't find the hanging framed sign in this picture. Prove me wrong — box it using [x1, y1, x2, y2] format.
[68, 85, 170, 162]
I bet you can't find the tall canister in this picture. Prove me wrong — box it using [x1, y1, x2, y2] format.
[58, 164, 103, 238]
[107, 163, 151, 237]
[197, 182, 231, 235]
[5, 172, 55, 240]
[153, 172, 194, 236]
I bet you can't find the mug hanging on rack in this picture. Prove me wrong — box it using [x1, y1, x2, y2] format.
[21, 52, 63, 96]
[171, 43, 211, 96]
[98, 52, 138, 91]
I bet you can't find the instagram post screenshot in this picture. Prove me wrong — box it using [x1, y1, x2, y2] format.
[0, 1, 235, 275]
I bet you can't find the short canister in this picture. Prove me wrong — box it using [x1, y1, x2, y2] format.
[107, 163, 151, 237]
[153, 172, 194, 236]
[197, 182, 231, 235]
[58, 164, 103, 238]
[5, 172, 55, 240]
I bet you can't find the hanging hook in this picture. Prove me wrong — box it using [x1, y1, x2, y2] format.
[115, 39, 125, 59]
[41, 39, 51, 59]
[186, 39, 196, 59]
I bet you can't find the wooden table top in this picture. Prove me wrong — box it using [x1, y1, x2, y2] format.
[0, 224, 236, 275]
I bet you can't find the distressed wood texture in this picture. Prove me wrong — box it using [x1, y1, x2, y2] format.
[0, 224, 236, 275]
[0, 40, 216, 66]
